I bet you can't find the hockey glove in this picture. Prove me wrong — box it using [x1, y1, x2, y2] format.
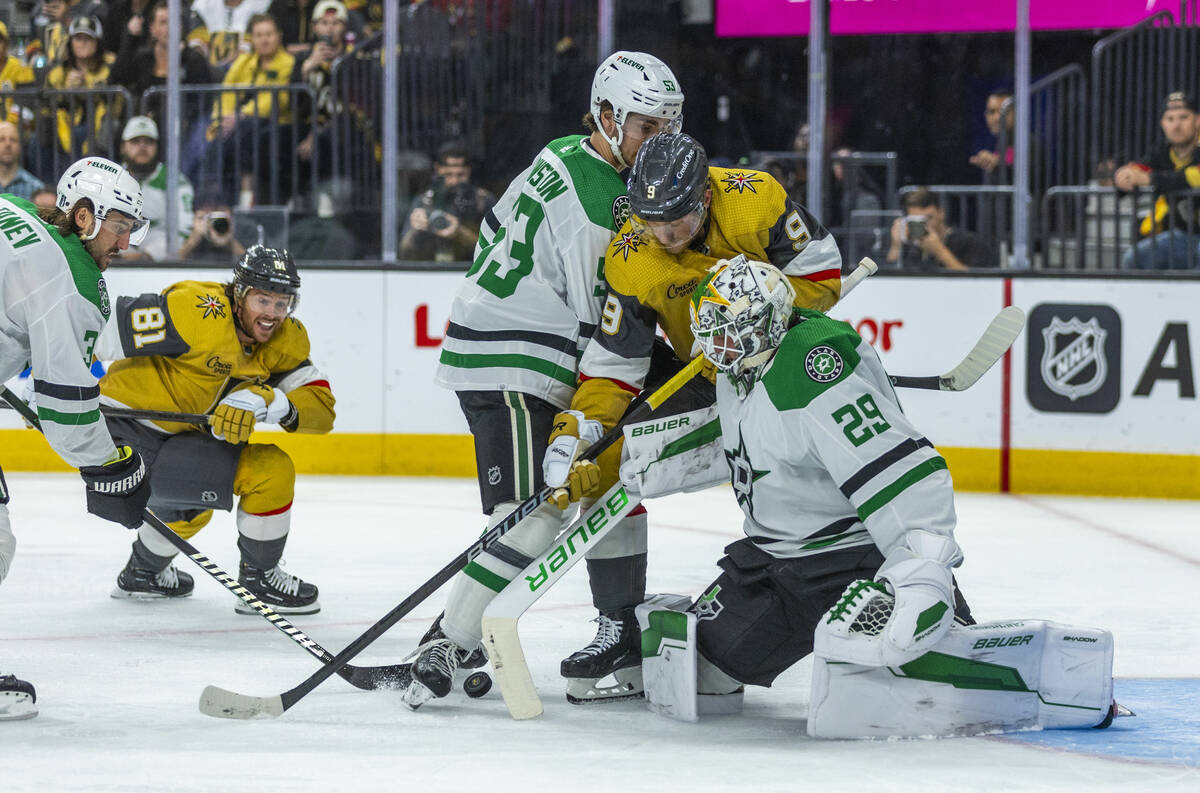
[79, 445, 152, 529]
[211, 384, 295, 444]
[543, 410, 603, 509]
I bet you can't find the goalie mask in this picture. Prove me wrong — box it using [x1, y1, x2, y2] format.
[591, 51, 684, 169]
[56, 157, 148, 245]
[232, 244, 301, 314]
[689, 255, 795, 393]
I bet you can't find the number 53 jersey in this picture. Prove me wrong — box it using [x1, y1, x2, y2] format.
[718, 310, 957, 561]
[434, 135, 628, 410]
[98, 280, 334, 435]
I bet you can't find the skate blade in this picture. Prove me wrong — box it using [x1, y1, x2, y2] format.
[565, 666, 644, 704]
[234, 599, 321, 615]
[110, 587, 193, 600]
[401, 680, 436, 711]
[0, 693, 38, 721]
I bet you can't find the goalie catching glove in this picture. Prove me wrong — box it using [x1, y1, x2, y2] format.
[815, 529, 962, 667]
[543, 410, 603, 509]
[211, 384, 296, 444]
[79, 445, 152, 529]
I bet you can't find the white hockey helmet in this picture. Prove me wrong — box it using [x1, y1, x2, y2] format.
[689, 255, 796, 392]
[56, 156, 148, 245]
[591, 51, 684, 168]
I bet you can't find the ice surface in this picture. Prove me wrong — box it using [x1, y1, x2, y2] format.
[1, 474, 1196, 792]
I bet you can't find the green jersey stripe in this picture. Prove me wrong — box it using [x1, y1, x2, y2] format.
[856, 457, 949, 521]
[463, 561, 512, 593]
[439, 350, 577, 388]
[37, 406, 101, 425]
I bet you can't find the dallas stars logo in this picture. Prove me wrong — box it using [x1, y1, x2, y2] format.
[720, 171, 764, 194]
[613, 231, 644, 261]
[725, 429, 769, 516]
[197, 294, 226, 319]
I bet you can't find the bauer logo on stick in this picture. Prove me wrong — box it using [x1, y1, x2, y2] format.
[805, 346, 843, 382]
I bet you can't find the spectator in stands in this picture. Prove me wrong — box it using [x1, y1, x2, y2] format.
[0, 22, 37, 125]
[103, 0, 153, 58]
[44, 16, 112, 159]
[399, 141, 496, 262]
[176, 198, 247, 262]
[969, 89, 1014, 180]
[0, 122, 44, 200]
[295, 0, 351, 184]
[885, 187, 992, 270]
[31, 186, 57, 212]
[117, 116, 195, 261]
[111, 2, 213, 123]
[206, 12, 296, 206]
[1114, 91, 1200, 270]
[189, 0, 272, 75]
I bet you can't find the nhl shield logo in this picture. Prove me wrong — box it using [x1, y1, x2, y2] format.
[488, 465, 502, 486]
[1040, 317, 1107, 401]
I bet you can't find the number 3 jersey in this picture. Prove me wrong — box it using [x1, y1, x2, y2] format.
[434, 135, 628, 409]
[0, 194, 118, 467]
[718, 310, 957, 561]
[97, 280, 335, 435]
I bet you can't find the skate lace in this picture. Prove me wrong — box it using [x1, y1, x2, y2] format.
[580, 614, 622, 655]
[154, 566, 179, 588]
[265, 564, 301, 597]
[426, 639, 461, 679]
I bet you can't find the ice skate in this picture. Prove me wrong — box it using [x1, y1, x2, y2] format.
[561, 607, 644, 704]
[234, 561, 320, 615]
[403, 638, 463, 710]
[0, 674, 37, 721]
[111, 554, 195, 599]
[419, 612, 488, 669]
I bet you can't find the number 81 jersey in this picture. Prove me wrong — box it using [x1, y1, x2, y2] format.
[719, 310, 957, 561]
[434, 135, 628, 409]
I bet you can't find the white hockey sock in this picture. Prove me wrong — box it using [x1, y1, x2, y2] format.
[443, 500, 565, 648]
[137, 521, 179, 560]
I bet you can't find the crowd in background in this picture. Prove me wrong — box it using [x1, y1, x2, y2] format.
[0, 1, 1197, 269]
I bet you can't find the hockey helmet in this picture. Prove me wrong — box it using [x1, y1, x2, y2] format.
[591, 51, 684, 168]
[689, 255, 795, 393]
[56, 157, 148, 245]
[232, 244, 301, 313]
[628, 133, 708, 222]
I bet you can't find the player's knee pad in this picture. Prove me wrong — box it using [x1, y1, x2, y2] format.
[233, 443, 295, 515]
[0, 503, 15, 584]
[636, 594, 744, 722]
[170, 510, 214, 540]
[584, 506, 647, 560]
[808, 619, 1115, 738]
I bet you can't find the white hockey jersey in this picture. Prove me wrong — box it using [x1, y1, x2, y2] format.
[0, 194, 118, 468]
[434, 135, 629, 409]
[717, 310, 957, 560]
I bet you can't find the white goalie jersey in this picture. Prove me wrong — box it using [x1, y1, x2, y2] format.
[434, 135, 630, 409]
[717, 310, 956, 560]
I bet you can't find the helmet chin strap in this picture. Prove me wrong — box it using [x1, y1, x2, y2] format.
[601, 119, 629, 170]
[79, 212, 102, 242]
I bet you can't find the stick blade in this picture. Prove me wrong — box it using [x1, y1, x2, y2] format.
[198, 685, 285, 720]
[344, 663, 412, 691]
[943, 306, 1026, 391]
[481, 616, 543, 720]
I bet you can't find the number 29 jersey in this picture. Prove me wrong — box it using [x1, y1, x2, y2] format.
[719, 310, 957, 561]
[434, 135, 628, 409]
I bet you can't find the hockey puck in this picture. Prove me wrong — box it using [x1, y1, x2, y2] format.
[463, 671, 492, 698]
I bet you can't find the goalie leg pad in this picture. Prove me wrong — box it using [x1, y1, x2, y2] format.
[636, 595, 743, 721]
[0, 503, 14, 584]
[808, 619, 1115, 738]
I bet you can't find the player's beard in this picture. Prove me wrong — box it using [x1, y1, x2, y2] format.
[83, 234, 120, 271]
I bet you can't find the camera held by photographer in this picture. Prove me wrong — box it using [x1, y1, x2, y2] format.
[400, 143, 496, 262]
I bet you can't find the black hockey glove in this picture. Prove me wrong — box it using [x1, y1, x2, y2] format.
[79, 446, 152, 529]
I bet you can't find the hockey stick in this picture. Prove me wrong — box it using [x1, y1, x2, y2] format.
[1, 401, 210, 426]
[482, 480, 638, 720]
[480, 256, 882, 720]
[197, 355, 709, 719]
[0, 387, 409, 692]
[888, 306, 1025, 391]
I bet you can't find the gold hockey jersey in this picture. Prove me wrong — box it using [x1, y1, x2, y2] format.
[572, 166, 842, 429]
[99, 280, 335, 435]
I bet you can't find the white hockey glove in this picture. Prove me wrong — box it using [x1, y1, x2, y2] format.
[815, 530, 961, 667]
[211, 384, 294, 444]
[543, 410, 603, 510]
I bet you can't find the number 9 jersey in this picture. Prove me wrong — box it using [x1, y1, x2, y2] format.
[434, 135, 631, 410]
